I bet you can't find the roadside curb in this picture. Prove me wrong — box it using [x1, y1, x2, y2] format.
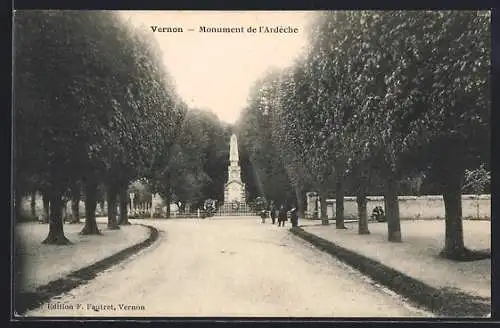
[290, 226, 490, 317]
[14, 223, 159, 316]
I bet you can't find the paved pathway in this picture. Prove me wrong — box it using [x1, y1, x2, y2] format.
[25, 217, 432, 317]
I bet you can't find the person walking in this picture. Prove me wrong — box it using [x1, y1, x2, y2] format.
[277, 205, 287, 227]
[270, 204, 277, 224]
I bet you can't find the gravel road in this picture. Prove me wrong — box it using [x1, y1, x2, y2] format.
[25, 217, 432, 317]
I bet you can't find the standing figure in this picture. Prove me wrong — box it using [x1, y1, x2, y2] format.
[270, 204, 277, 224]
[277, 205, 287, 227]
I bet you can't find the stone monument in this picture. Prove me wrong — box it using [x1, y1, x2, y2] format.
[224, 134, 246, 204]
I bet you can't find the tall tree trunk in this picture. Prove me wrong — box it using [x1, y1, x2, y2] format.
[70, 197, 80, 223]
[132, 195, 139, 215]
[385, 176, 402, 242]
[440, 181, 465, 259]
[69, 186, 80, 224]
[80, 181, 101, 235]
[107, 183, 120, 230]
[295, 184, 305, 220]
[30, 191, 36, 218]
[42, 193, 50, 223]
[439, 166, 467, 259]
[118, 185, 130, 225]
[319, 186, 329, 225]
[291, 185, 304, 228]
[438, 168, 489, 261]
[99, 198, 105, 217]
[335, 178, 346, 229]
[357, 193, 370, 235]
[166, 191, 171, 218]
[42, 190, 70, 244]
[434, 136, 489, 260]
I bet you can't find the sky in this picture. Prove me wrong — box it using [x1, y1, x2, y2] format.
[119, 11, 312, 124]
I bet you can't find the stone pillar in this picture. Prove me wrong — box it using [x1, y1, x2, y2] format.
[306, 192, 318, 219]
[151, 193, 158, 218]
[315, 197, 319, 218]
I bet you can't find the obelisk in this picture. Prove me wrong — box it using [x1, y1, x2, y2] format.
[224, 134, 245, 204]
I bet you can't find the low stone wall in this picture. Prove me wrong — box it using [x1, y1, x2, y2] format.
[314, 194, 491, 220]
[20, 194, 99, 219]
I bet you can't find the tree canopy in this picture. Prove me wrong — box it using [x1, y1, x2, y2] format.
[236, 10, 490, 258]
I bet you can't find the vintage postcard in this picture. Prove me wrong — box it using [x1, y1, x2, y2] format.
[12, 10, 491, 319]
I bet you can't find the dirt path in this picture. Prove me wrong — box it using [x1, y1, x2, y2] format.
[25, 218, 432, 317]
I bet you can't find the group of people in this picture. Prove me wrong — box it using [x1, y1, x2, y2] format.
[261, 204, 298, 227]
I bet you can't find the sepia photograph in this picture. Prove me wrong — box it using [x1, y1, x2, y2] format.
[12, 10, 491, 319]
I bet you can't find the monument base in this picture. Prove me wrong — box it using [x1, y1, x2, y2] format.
[216, 201, 251, 216]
